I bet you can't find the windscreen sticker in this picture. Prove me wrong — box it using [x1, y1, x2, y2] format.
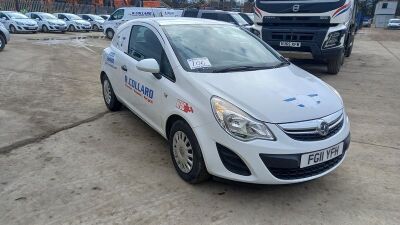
[125, 75, 154, 104]
[176, 99, 193, 113]
[187, 57, 212, 70]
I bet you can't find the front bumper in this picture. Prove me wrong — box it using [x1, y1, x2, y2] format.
[16, 25, 38, 32]
[193, 114, 350, 184]
[48, 25, 67, 32]
[75, 25, 91, 31]
[261, 26, 343, 60]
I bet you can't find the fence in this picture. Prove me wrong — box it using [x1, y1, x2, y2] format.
[0, 0, 118, 14]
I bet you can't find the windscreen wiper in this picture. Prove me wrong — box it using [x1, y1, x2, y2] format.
[212, 65, 271, 73]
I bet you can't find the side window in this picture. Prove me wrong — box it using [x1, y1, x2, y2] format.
[128, 26, 175, 80]
[382, 3, 388, 9]
[0, 13, 8, 19]
[219, 14, 235, 24]
[110, 9, 124, 20]
[201, 13, 218, 20]
[32, 14, 40, 20]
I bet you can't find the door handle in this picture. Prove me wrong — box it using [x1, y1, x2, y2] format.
[121, 65, 127, 71]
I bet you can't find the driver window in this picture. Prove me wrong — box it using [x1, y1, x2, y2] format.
[128, 25, 175, 81]
[110, 9, 124, 20]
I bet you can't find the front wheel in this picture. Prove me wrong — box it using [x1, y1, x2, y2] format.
[93, 24, 99, 32]
[101, 75, 121, 111]
[327, 50, 344, 75]
[169, 120, 210, 184]
[9, 25, 16, 33]
[105, 29, 114, 39]
[68, 25, 76, 32]
[42, 25, 49, 33]
[0, 35, 5, 51]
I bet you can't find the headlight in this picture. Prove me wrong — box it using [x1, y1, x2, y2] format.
[323, 31, 344, 49]
[48, 22, 55, 25]
[16, 21, 24, 25]
[211, 96, 275, 141]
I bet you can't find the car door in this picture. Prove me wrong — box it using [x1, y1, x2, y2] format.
[0, 13, 11, 29]
[120, 24, 174, 132]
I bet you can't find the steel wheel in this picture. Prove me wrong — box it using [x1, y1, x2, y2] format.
[10, 25, 16, 33]
[172, 131, 194, 173]
[103, 79, 112, 105]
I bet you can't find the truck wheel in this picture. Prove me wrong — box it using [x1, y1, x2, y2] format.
[101, 75, 121, 111]
[169, 120, 210, 184]
[106, 28, 114, 39]
[0, 34, 5, 51]
[327, 51, 344, 75]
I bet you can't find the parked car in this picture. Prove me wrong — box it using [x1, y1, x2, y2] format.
[100, 17, 350, 184]
[239, 12, 254, 25]
[26, 12, 66, 33]
[78, 14, 105, 31]
[0, 11, 38, 33]
[387, 18, 400, 29]
[362, 18, 372, 27]
[100, 15, 110, 20]
[53, 13, 91, 32]
[103, 7, 182, 39]
[0, 22, 10, 51]
[182, 9, 251, 29]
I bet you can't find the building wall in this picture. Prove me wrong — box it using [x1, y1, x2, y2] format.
[375, 14, 395, 27]
[374, 0, 398, 15]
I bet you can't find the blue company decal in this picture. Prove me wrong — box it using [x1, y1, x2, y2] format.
[124, 75, 154, 104]
[105, 52, 117, 69]
[284, 94, 321, 108]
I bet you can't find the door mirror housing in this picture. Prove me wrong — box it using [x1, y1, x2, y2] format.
[136, 59, 161, 76]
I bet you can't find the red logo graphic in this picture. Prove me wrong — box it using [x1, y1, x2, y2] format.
[177, 100, 193, 113]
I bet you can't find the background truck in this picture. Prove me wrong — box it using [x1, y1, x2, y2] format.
[252, 0, 357, 74]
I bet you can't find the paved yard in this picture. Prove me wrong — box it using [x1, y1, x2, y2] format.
[0, 29, 399, 225]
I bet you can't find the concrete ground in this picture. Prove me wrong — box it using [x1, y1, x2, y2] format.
[0, 28, 399, 225]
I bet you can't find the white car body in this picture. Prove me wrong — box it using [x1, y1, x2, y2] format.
[0, 11, 38, 33]
[387, 19, 400, 29]
[0, 22, 11, 50]
[78, 14, 105, 31]
[103, 7, 183, 39]
[100, 18, 350, 184]
[54, 13, 91, 32]
[26, 12, 66, 32]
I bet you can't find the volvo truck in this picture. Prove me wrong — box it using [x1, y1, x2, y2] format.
[252, 0, 357, 74]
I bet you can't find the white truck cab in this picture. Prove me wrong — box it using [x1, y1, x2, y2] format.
[54, 13, 91, 32]
[103, 7, 182, 39]
[26, 12, 66, 33]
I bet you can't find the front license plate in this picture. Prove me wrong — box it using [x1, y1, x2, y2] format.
[280, 41, 301, 47]
[300, 143, 343, 168]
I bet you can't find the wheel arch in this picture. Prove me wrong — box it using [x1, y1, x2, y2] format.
[0, 32, 6, 44]
[165, 114, 189, 140]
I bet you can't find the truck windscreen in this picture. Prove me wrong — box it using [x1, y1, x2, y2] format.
[256, 0, 346, 14]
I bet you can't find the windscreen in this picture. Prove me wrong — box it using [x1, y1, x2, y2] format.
[91, 15, 104, 20]
[162, 24, 285, 73]
[256, 0, 346, 14]
[66, 14, 82, 20]
[6, 12, 28, 19]
[39, 13, 56, 20]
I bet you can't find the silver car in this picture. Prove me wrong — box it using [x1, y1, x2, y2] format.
[78, 14, 105, 31]
[0, 22, 10, 51]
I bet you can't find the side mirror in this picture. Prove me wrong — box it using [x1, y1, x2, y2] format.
[64, 18, 68, 21]
[35, 18, 40, 21]
[136, 59, 161, 79]
[1, 17, 7, 20]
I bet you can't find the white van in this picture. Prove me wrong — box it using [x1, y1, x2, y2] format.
[103, 7, 182, 39]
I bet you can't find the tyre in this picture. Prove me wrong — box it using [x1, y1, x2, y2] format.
[101, 75, 121, 111]
[93, 24, 99, 32]
[106, 28, 114, 39]
[327, 50, 344, 75]
[0, 34, 5, 51]
[42, 25, 49, 33]
[169, 120, 210, 184]
[68, 25, 76, 32]
[9, 25, 16, 33]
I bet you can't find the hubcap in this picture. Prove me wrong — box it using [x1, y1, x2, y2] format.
[172, 131, 193, 173]
[107, 30, 113, 38]
[103, 79, 112, 105]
